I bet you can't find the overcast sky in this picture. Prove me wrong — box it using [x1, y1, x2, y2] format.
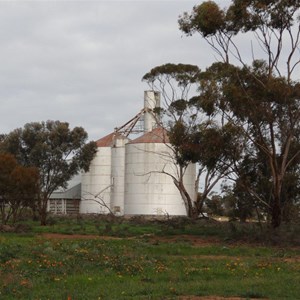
[0, 0, 231, 141]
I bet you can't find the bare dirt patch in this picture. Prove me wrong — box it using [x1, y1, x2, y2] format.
[179, 297, 267, 300]
[40, 233, 222, 246]
[283, 256, 300, 263]
[39, 233, 121, 240]
[148, 235, 222, 246]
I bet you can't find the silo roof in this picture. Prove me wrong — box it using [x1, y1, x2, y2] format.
[129, 127, 169, 144]
[96, 132, 127, 147]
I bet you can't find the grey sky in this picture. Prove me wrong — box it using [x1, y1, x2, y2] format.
[0, 0, 230, 141]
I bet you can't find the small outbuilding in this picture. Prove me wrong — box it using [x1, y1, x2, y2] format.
[48, 183, 81, 215]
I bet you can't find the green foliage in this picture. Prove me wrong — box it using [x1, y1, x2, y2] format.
[0, 153, 39, 224]
[176, 0, 300, 228]
[197, 60, 300, 227]
[142, 63, 200, 124]
[142, 63, 200, 86]
[223, 189, 256, 222]
[0, 121, 97, 225]
[0, 242, 22, 263]
[205, 194, 224, 216]
[179, 1, 225, 37]
[227, 0, 300, 32]
[179, 0, 300, 36]
[143, 61, 243, 219]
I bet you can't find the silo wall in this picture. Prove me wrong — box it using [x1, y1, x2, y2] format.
[124, 142, 195, 216]
[111, 136, 127, 215]
[80, 147, 112, 214]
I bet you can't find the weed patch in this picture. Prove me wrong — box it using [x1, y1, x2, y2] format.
[0, 234, 299, 299]
[1, 217, 300, 299]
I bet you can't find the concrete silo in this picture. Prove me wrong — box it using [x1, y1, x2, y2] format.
[123, 91, 196, 216]
[124, 127, 196, 216]
[80, 132, 128, 214]
[80, 133, 113, 214]
[80, 90, 196, 217]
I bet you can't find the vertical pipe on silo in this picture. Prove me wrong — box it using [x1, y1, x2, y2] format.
[111, 135, 127, 215]
[144, 90, 159, 132]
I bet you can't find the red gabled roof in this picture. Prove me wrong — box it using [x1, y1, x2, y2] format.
[129, 127, 169, 144]
[96, 132, 127, 147]
[96, 132, 114, 147]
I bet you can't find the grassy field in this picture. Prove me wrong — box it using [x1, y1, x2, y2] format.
[0, 217, 300, 299]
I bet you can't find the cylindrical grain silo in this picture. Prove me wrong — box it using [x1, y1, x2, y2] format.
[111, 134, 128, 216]
[124, 127, 196, 216]
[80, 132, 114, 214]
[144, 90, 160, 132]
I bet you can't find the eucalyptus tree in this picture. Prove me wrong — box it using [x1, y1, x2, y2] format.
[178, 0, 300, 227]
[143, 63, 243, 218]
[0, 153, 39, 224]
[1, 120, 97, 225]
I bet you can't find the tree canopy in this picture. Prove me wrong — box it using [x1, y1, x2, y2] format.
[177, 0, 300, 227]
[143, 63, 243, 218]
[0, 120, 97, 225]
[143, 1, 300, 227]
[0, 153, 39, 224]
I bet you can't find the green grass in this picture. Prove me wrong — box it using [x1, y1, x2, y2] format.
[0, 231, 300, 300]
[16, 215, 300, 245]
[1, 217, 300, 299]
[28, 216, 165, 237]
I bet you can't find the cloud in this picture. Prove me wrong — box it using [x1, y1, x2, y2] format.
[0, 1, 214, 140]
